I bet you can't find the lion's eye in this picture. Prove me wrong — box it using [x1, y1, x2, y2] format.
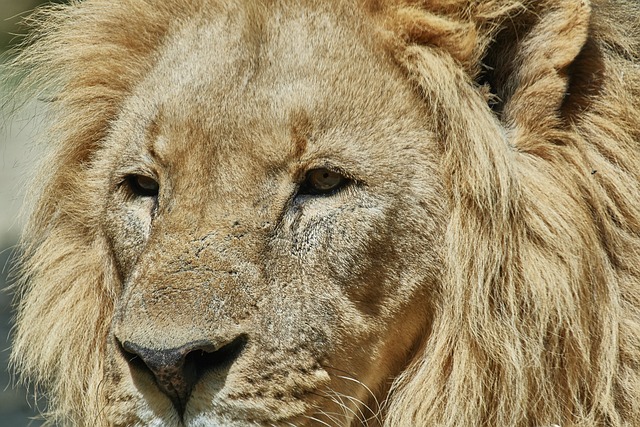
[126, 175, 159, 198]
[300, 168, 348, 196]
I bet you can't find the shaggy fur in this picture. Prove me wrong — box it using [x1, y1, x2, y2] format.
[8, 0, 640, 426]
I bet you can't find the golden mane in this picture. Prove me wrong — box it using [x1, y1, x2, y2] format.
[380, 1, 640, 425]
[10, 1, 190, 422]
[9, 0, 640, 425]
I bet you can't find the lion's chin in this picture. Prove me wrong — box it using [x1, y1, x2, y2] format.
[110, 394, 334, 427]
[124, 410, 332, 427]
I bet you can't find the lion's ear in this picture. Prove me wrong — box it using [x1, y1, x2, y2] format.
[374, 0, 593, 136]
[479, 0, 593, 136]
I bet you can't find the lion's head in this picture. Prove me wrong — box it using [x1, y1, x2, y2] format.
[9, 0, 640, 426]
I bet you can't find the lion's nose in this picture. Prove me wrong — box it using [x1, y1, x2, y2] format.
[118, 336, 246, 416]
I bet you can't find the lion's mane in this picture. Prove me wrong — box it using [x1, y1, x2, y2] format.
[8, 0, 640, 425]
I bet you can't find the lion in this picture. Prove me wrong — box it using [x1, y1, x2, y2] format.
[8, 0, 640, 425]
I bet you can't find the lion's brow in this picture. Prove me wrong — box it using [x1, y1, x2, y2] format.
[289, 109, 312, 159]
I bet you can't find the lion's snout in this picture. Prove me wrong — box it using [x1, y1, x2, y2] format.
[116, 333, 247, 416]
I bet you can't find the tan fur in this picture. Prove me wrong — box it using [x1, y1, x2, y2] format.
[8, 0, 640, 426]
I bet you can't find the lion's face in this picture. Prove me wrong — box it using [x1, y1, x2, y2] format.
[13, 0, 640, 425]
[98, 3, 444, 425]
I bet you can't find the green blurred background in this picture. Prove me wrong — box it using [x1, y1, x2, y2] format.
[2, 1, 67, 425]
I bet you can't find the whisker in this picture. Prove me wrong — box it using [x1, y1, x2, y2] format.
[331, 391, 369, 421]
[322, 367, 385, 425]
[91, 377, 109, 425]
[316, 408, 347, 426]
[307, 389, 348, 426]
[334, 374, 382, 416]
[323, 389, 363, 423]
[323, 367, 381, 406]
[305, 414, 334, 427]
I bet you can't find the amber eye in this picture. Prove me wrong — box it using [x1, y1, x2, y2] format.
[300, 168, 348, 195]
[126, 175, 159, 198]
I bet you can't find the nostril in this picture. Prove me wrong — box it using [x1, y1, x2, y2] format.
[184, 335, 246, 381]
[117, 335, 247, 416]
[118, 341, 150, 374]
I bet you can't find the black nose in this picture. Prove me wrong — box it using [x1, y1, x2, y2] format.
[119, 337, 246, 415]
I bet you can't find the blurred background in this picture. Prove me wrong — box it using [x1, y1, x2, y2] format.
[1, 1, 66, 425]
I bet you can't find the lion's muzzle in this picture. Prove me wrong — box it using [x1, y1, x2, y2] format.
[117, 335, 246, 417]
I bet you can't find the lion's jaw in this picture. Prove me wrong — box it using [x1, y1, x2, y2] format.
[99, 3, 445, 426]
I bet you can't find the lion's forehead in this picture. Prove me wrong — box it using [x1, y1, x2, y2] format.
[110, 1, 427, 177]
